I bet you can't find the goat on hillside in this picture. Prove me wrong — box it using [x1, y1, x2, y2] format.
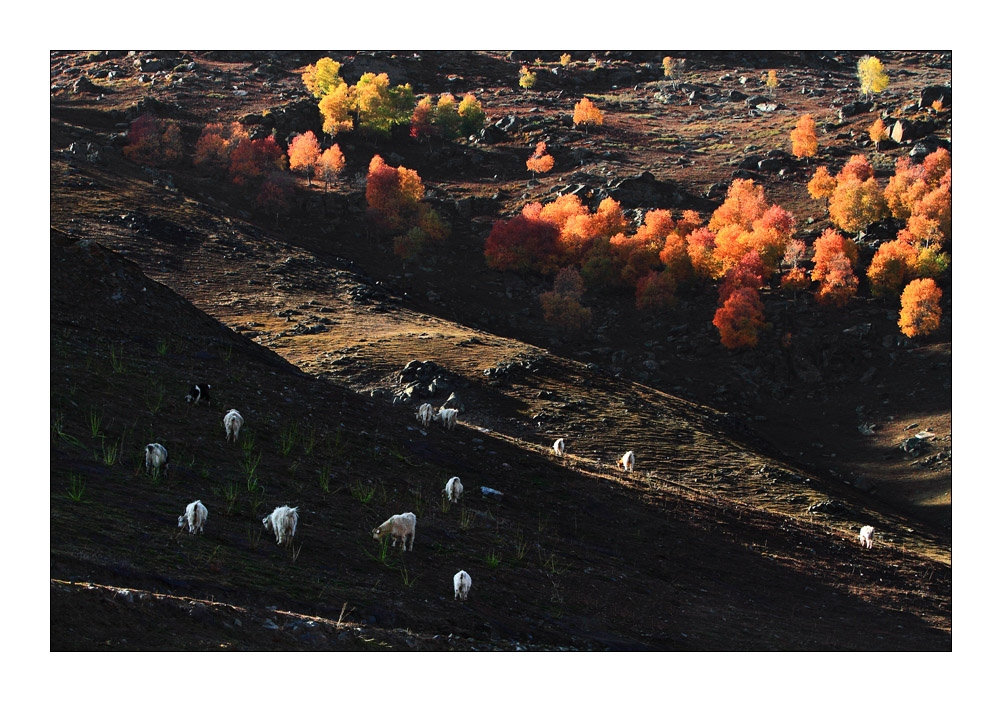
[454, 570, 472, 601]
[145, 443, 169, 474]
[859, 525, 875, 549]
[178, 500, 208, 534]
[223, 408, 244, 442]
[372, 512, 417, 552]
[553, 438, 566, 457]
[416, 403, 434, 428]
[263, 505, 299, 546]
[616, 450, 635, 472]
[185, 383, 212, 406]
[444, 476, 464, 504]
[436, 407, 459, 430]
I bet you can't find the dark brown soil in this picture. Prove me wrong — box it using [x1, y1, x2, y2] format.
[49, 50, 951, 651]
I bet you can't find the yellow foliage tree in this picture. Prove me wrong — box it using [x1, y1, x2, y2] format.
[302, 57, 343, 99]
[857, 55, 889, 97]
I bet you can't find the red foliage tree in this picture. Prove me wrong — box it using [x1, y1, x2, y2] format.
[123, 113, 183, 166]
[410, 96, 435, 141]
[635, 270, 677, 311]
[837, 154, 875, 183]
[812, 229, 858, 307]
[365, 154, 424, 230]
[484, 214, 561, 274]
[718, 251, 765, 303]
[316, 144, 345, 192]
[687, 227, 724, 280]
[898, 278, 942, 338]
[713, 287, 766, 350]
[228, 135, 285, 187]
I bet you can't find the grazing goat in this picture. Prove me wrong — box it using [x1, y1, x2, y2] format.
[444, 476, 464, 504]
[436, 407, 459, 430]
[454, 570, 472, 601]
[185, 383, 212, 406]
[372, 512, 417, 552]
[616, 450, 635, 472]
[145, 443, 169, 473]
[859, 525, 875, 549]
[553, 438, 566, 457]
[223, 408, 244, 442]
[416, 403, 434, 427]
[178, 500, 208, 534]
[263, 505, 299, 546]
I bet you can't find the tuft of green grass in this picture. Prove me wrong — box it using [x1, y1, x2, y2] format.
[87, 409, 103, 439]
[224, 482, 239, 514]
[97, 437, 119, 467]
[485, 550, 502, 568]
[302, 425, 318, 456]
[278, 422, 298, 456]
[156, 338, 169, 357]
[145, 380, 166, 416]
[350, 479, 378, 504]
[318, 463, 332, 493]
[67, 473, 87, 502]
[364, 536, 395, 566]
[109, 344, 126, 374]
[398, 567, 417, 587]
[460, 508, 476, 530]
[513, 529, 529, 562]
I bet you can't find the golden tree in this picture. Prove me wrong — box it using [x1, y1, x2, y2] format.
[869, 118, 888, 151]
[302, 58, 343, 99]
[573, 97, 604, 133]
[518, 66, 536, 90]
[857, 55, 889, 97]
[764, 69, 778, 97]
[560, 53, 571, 67]
[807, 166, 837, 201]
[790, 113, 818, 158]
[898, 278, 942, 338]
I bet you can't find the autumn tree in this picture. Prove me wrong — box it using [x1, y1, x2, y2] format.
[287, 131, 321, 185]
[826, 154, 887, 233]
[318, 82, 354, 136]
[256, 171, 295, 219]
[687, 227, 724, 280]
[485, 213, 561, 275]
[194, 121, 248, 173]
[869, 118, 888, 151]
[316, 144, 345, 192]
[573, 98, 603, 133]
[353, 72, 415, 137]
[540, 267, 592, 331]
[123, 113, 184, 166]
[857, 55, 889, 97]
[434, 94, 462, 140]
[635, 270, 677, 311]
[560, 53, 572, 67]
[898, 278, 942, 338]
[457, 93, 486, 136]
[302, 57, 343, 99]
[713, 287, 766, 350]
[518, 66, 536, 90]
[811, 229, 858, 307]
[717, 251, 765, 304]
[807, 166, 837, 201]
[780, 239, 810, 297]
[410, 96, 435, 141]
[866, 238, 919, 297]
[707, 179, 793, 277]
[526, 141, 555, 179]
[228, 135, 285, 188]
[365, 154, 424, 231]
[790, 113, 818, 158]
[764, 69, 778, 97]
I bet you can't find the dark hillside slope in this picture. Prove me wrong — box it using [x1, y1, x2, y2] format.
[50, 231, 949, 650]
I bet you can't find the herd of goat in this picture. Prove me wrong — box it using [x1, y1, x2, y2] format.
[155, 382, 877, 604]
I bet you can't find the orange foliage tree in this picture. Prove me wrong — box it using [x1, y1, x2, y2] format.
[287, 131, 321, 185]
[826, 155, 887, 233]
[228, 135, 285, 188]
[790, 114, 818, 158]
[713, 287, 766, 349]
[706, 179, 794, 277]
[365, 154, 425, 231]
[573, 98, 603, 132]
[869, 118, 888, 150]
[316, 144, 345, 192]
[526, 141, 555, 179]
[866, 238, 919, 297]
[898, 278, 942, 338]
[780, 239, 810, 297]
[194, 121, 249, 173]
[717, 251, 764, 304]
[807, 166, 837, 201]
[811, 229, 858, 307]
[686, 227, 724, 280]
[123, 113, 183, 166]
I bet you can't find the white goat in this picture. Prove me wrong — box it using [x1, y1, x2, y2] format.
[553, 438, 566, 457]
[436, 407, 459, 430]
[145, 443, 169, 473]
[859, 525, 875, 549]
[178, 500, 208, 534]
[617, 450, 635, 472]
[444, 476, 464, 504]
[263, 505, 299, 545]
[454, 570, 472, 601]
[372, 512, 417, 552]
[416, 403, 434, 427]
[223, 408, 244, 442]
